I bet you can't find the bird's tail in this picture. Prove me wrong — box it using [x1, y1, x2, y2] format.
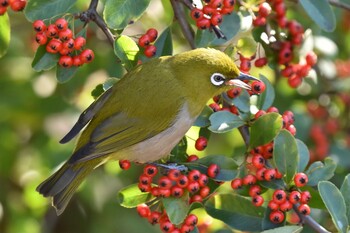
[36, 162, 96, 215]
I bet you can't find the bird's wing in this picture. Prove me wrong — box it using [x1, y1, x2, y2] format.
[59, 88, 113, 144]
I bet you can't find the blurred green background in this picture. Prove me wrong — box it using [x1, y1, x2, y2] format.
[1, 1, 350, 233]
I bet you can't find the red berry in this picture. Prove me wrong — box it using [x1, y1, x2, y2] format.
[227, 87, 241, 98]
[273, 190, 287, 204]
[267, 106, 279, 113]
[188, 169, 201, 181]
[46, 39, 62, 53]
[198, 174, 209, 187]
[298, 204, 311, 215]
[209, 102, 220, 112]
[240, 59, 251, 72]
[264, 168, 277, 181]
[281, 65, 294, 77]
[160, 220, 175, 232]
[55, 18, 68, 31]
[243, 174, 257, 185]
[35, 32, 47, 45]
[0, 0, 9, 7]
[231, 178, 243, 189]
[306, 51, 317, 66]
[189, 194, 203, 204]
[0, 6, 6, 15]
[223, 0, 235, 8]
[288, 20, 303, 35]
[80, 49, 94, 63]
[138, 34, 151, 48]
[74, 36, 86, 50]
[159, 188, 171, 198]
[199, 186, 210, 198]
[146, 28, 158, 42]
[33, 20, 46, 32]
[252, 154, 265, 169]
[210, 13, 223, 26]
[158, 176, 172, 189]
[171, 186, 184, 197]
[207, 164, 220, 178]
[252, 16, 266, 27]
[168, 169, 181, 181]
[252, 195, 264, 207]
[144, 45, 157, 58]
[144, 164, 158, 177]
[270, 210, 285, 223]
[254, 57, 267, 67]
[58, 28, 73, 41]
[288, 74, 302, 88]
[136, 204, 151, 218]
[258, 2, 271, 17]
[287, 124, 297, 136]
[180, 224, 193, 233]
[196, 18, 211, 30]
[300, 191, 311, 203]
[138, 182, 151, 192]
[10, 0, 26, 11]
[187, 154, 199, 162]
[185, 214, 198, 226]
[202, 5, 216, 16]
[177, 175, 189, 188]
[139, 173, 152, 185]
[249, 185, 261, 197]
[195, 136, 208, 151]
[46, 24, 58, 38]
[256, 167, 267, 181]
[279, 200, 293, 212]
[72, 56, 83, 66]
[274, 2, 286, 17]
[148, 211, 162, 225]
[268, 200, 279, 211]
[294, 172, 308, 187]
[278, 47, 293, 64]
[187, 181, 200, 194]
[220, 6, 234, 15]
[58, 55, 73, 68]
[210, 0, 223, 8]
[289, 190, 301, 204]
[190, 8, 203, 20]
[119, 160, 131, 170]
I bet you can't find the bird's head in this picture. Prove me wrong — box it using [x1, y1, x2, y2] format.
[171, 48, 259, 101]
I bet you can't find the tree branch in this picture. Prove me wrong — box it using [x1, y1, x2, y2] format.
[170, 0, 196, 49]
[328, 0, 350, 11]
[293, 205, 331, 233]
[79, 0, 115, 46]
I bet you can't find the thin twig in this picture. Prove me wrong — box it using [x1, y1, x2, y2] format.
[238, 125, 250, 147]
[170, 0, 196, 49]
[293, 205, 331, 233]
[79, 0, 115, 46]
[328, 0, 350, 11]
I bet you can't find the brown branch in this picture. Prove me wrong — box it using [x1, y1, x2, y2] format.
[170, 0, 196, 49]
[79, 0, 115, 46]
[328, 0, 350, 11]
[293, 205, 331, 233]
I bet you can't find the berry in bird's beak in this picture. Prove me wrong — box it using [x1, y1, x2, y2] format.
[225, 72, 260, 89]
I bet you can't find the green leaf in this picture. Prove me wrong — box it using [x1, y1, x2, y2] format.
[205, 193, 265, 232]
[24, 0, 75, 21]
[262, 226, 303, 233]
[256, 75, 275, 110]
[162, 195, 190, 225]
[260, 179, 285, 190]
[296, 139, 310, 172]
[56, 65, 78, 83]
[32, 45, 59, 71]
[195, 13, 240, 47]
[301, 186, 326, 210]
[319, 181, 349, 233]
[104, 0, 151, 30]
[273, 130, 299, 184]
[194, 106, 213, 127]
[118, 183, 156, 208]
[170, 137, 188, 162]
[0, 13, 10, 58]
[114, 35, 139, 71]
[154, 27, 172, 57]
[91, 84, 104, 99]
[299, 0, 336, 32]
[249, 113, 282, 148]
[340, 174, 350, 222]
[232, 90, 250, 113]
[306, 157, 336, 186]
[186, 155, 238, 181]
[262, 208, 285, 231]
[208, 111, 245, 133]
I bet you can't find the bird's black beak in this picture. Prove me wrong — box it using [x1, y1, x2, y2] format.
[225, 72, 259, 89]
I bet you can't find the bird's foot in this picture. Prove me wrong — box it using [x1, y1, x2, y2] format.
[148, 162, 188, 172]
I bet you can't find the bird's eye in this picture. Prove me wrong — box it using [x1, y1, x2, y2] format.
[210, 73, 226, 86]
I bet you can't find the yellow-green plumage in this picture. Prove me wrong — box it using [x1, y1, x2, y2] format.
[37, 48, 256, 215]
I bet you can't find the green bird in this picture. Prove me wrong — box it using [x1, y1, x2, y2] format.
[37, 48, 258, 215]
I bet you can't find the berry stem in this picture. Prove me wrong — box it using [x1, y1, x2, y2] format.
[292, 205, 331, 233]
[170, 0, 196, 49]
[79, 0, 115, 46]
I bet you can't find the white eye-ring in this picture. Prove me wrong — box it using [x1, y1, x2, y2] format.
[210, 73, 226, 86]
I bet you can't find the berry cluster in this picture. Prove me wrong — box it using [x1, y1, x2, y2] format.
[138, 28, 158, 58]
[32, 18, 94, 68]
[137, 204, 198, 233]
[239, 53, 268, 72]
[250, 0, 318, 88]
[133, 163, 220, 232]
[190, 0, 235, 30]
[0, 0, 26, 15]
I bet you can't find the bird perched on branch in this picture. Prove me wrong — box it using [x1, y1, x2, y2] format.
[37, 48, 258, 215]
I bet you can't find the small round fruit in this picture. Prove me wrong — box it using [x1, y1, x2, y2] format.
[55, 18, 68, 31]
[252, 195, 264, 207]
[33, 20, 46, 32]
[243, 174, 257, 186]
[143, 164, 158, 177]
[74, 36, 86, 50]
[177, 175, 189, 188]
[35, 32, 47, 45]
[289, 190, 301, 204]
[196, 18, 211, 30]
[144, 45, 156, 58]
[46, 24, 58, 38]
[269, 210, 285, 223]
[251, 80, 266, 94]
[59, 55, 73, 68]
[190, 8, 203, 20]
[298, 204, 311, 215]
[273, 189, 287, 204]
[167, 169, 181, 181]
[119, 160, 131, 170]
[207, 164, 220, 178]
[146, 28, 158, 42]
[10, 0, 26, 11]
[187, 154, 199, 162]
[294, 172, 308, 187]
[58, 28, 73, 41]
[300, 191, 311, 204]
[136, 204, 151, 218]
[138, 34, 151, 48]
[231, 178, 243, 189]
[80, 49, 95, 63]
[185, 214, 198, 226]
[195, 136, 208, 151]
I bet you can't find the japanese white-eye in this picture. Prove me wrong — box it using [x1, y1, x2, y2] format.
[37, 48, 258, 215]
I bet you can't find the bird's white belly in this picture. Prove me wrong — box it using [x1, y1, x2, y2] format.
[117, 102, 195, 163]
